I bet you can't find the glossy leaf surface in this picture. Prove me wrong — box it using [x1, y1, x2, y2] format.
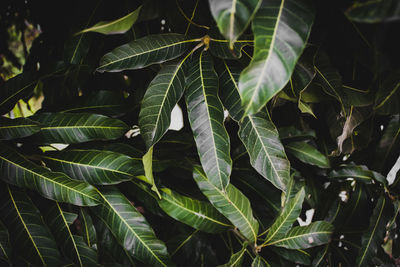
[0, 117, 40, 140]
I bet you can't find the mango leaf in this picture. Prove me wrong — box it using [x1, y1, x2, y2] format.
[270, 247, 311, 265]
[142, 146, 161, 197]
[77, 6, 142, 35]
[217, 242, 248, 267]
[0, 143, 100, 206]
[44, 202, 97, 267]
[252, 255, 269, 266]
[193, 166, 259, 243]
[0, 117, 40, 140]
[42, 149, 143, 185]
[78, 208, 97, 248]
[158, 188, 232, 233]
[185, 51, 232, 190]
[208, 0, 261, 46]
[238, 110, 290, 192]
[0, 185, 63, 266]
[216, 60, 244, 121]
[285, 141, 330, 168]
[278, 126, 316, 143]
[0, 221, 10, 263]
[356, 196, 391, 266]
[238, 0, 315, 116]
[328, 165, 387, 185]
[208, 28, 252, 59]
[30, 112, 128, 144]
[91, 186, 173, 267]
[374, 71, 400, 115]
[345, 0, 400, 23]
[139, 56, 190, 149]
[312, 244, 329, 267]
[266, 221, 334, 249]
[97, 34, 197, 72]
[264, 188, 305, 245]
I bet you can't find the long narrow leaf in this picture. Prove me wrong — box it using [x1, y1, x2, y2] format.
[0, 117, 40, 140]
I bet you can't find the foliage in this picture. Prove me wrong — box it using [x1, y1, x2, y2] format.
[0, 0, 400, 266]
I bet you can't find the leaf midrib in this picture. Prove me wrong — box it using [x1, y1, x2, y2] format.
[286, 143, 327, 165]
[266, 230, 332, 246]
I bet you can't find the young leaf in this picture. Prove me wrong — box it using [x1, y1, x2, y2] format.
[266, 221, 334, 249]
[238, 110, 290, 192]
[158, 188, 232, 233]
[209, 0, 261, 47]
[77, 6, 142, 35]
[91, 186, 173, 267]
[0, 117, 40, 140]
[97, 33, 197, 72]
[44, 202, 97, 267]
[0, 143, 100, 206]
[238, 0, 315, 116]
[285, 141, 330, 168]
[0, 185, 63, 266]
[185, 50, 232, 190]
[139, 56, 190, 149]
[42, 149, 143, 185]
[217, 241, 248, 267]
[143, 146, 161, 197]
[30, 112, 129, 144]
[193, 166, 259, 243]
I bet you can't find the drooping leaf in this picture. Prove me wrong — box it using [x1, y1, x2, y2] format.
[217, 241, 248, 267]
[356, 196, 391, 266]
[193, 166, 259, 243]
[328, 165, 387, 184]
[78, 208, 97, 248]
[91, 186, 173, 267]
[264, 188, 305, 245]
[238, 110, 290, 192]
[238, 0, 315, 116]
[77, 6, 142, 35]
[208, 0, 261, 46]
[185, 50, 232, 190]
[285, 141, 330, 168]
[0, 117, 40, 140]
[30, 112, 129, 144]
[0, 221, 11, 263]
[345, 0, 400, 23]
[374, 71, 400, 115]
[158, 188, 232, 233]
[252, 255, 269, 266]
[0, 143, 100, 206]
[139, 56, 190, 149]
[42, 149, 143, 185]
[44, 202, 97, 267]
[266, 221, 334, 249]
[216, 60, 244, 121]
[97, 34, 197, 72]
[0, 185, 63, 266]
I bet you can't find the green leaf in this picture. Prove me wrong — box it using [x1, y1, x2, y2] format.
[158, 188, 232, 233]
[312, 244, 329, 267]
[0, 185, 63, 266]
[77, 6, 142, 35]
[0, 143, 100, 206]
[44, 202, 97, 267]
[238, 0, 315, 116]
[345, 0, 400, 23]
[238, 110, 290, 192]
[78, 208, 97, 248]
[185, 50, 232, 191]
[356, 196, 391, 266]
[91, 186, 173, 267]
[285, 141, 330, 168]
[264, 188, 305, 245]
[0, 221, 11, 263]
[30, 112, 128, 144]
[266, 221, 334, 249]
[97, 33, 197, 72]
[216, 60, 244, 121]
[42, 149, 143, 185]
[278, 126, 316, 142]
[0, 117, 40, 140]
[374, 71, 400, 115]
[139, 55, 190, 149]
[328, 165, 387, 184]
[271, 247, 311, 265]
[193, 166, 259, 243]
[217, 241, 247, 267]
[208, 28, 252, 59]
[208, 0, 261, 46]
[143, 146, 161, 197]
[252, 255, 269, 266]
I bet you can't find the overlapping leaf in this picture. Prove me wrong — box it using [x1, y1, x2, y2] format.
[374, 71, 400, 115]
[0, 144, 100, 206]
[238, 110, 290, 192]
[193, 166, 259, 243]
[185, 51, 232, 190]
[42, 149, 143, 185]
[345, 0, 400, 23]
[252, 255, 269, 266]
[30, 112, 128, 144]
[78, 208, 97, 248]
[285, 141, 330, 168]
[97, 33, 197, 72]
[328, 165, 387, 184]
[217, 242, 247, 267]
[91, 186, 173, 266]
[0, 117, 40, 140]
[238, 0, 315, 116]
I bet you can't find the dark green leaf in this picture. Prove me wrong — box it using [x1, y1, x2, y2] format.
[271, 247, 311, 265]
[278, 126, 316, 142]
[374, 71, 400, 115]
[345, 0, 400, 23]
[252, 255, 269, 266]
[285, 141, 330, 168]
[78, 208, 97, 248]
[328, 165, 387, 184]
[217, 241, 247, 267]
[0, 221, 10, 263]
[0, 117, 40, 140]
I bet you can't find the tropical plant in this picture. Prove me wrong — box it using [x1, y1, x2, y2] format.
[0, 0, 399, 266]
